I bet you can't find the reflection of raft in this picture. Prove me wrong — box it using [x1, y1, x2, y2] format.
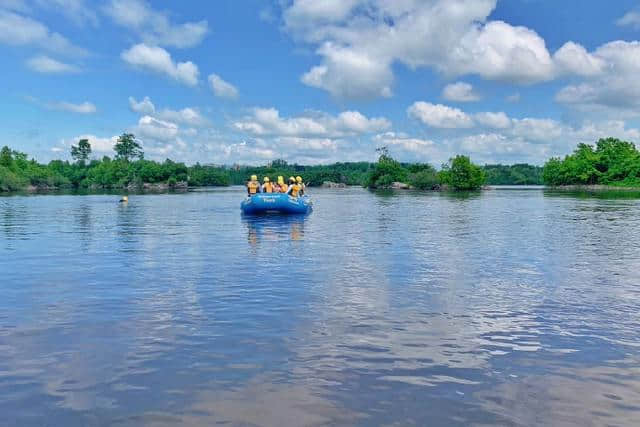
[241, 193, 312, 214]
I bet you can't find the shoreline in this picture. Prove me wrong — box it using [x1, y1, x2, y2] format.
[5, 183, 640, 195]
[1, 181, 193, 194]
[545, 185, 640, 192]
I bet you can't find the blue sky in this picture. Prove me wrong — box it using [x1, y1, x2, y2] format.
[3, 0, 640, 165]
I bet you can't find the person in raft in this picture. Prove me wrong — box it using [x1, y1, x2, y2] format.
[277, 176, 287, 193]
[262, 176, 273, 193]
[296, 176, 305, 196]
[247, 174, 261, 196]
[287, 176, 302, 197]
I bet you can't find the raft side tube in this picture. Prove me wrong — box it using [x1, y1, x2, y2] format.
[241, 193, 312, 215]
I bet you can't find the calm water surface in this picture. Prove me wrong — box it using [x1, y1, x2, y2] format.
[1, 187, 640, 426]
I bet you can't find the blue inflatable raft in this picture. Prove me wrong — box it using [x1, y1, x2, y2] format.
[241, 193, 312, 215]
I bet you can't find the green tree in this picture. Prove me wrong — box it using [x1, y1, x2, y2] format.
[70, 139, 92, 164]
[409, 166, 439, 190]
[542, 157, 565, 186]
[543, 138, 640, 187]
[595, 138, 640, 184]
[0, 166, 25, 191]
[565, 143, 600, 184]
[0, 146, 13, 168]
[12, 151, 28, 170]
[440, 155, 485, 191]
[114, 133, 143, 162]
[365, 147, 409, 188]
[271, 159, 288, 168]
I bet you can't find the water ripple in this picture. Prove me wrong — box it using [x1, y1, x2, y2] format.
[1, 188, 639, 426]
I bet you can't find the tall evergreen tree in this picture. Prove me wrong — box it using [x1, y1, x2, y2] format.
[114, 133, 143, 162]
[70, 139, 92, 164]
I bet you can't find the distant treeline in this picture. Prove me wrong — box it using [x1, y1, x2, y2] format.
[230, 159, 543, 187]
[16, 133, 640, 193]
[228, 159, 373, 186]
[484, 164, 543, 185]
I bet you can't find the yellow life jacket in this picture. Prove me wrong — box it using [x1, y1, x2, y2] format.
[263, 182, 273, 193]
[279, 184, 288, 193]
[290, 184, 300, 197]
[247, 181, 259, 194]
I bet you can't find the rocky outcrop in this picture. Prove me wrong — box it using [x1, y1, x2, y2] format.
[321, 181, 347, 188]
[126, 181, 188, 191]
[26, 184, 60, 192]
[10, 181, 190, 193]
[390, 181, 412, 189]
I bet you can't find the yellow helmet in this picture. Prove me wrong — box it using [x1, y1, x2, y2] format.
[289, 176, 295, 183]
[250, 174, 257, 181]
[263, 176, 270, 182]
[296, 176, 302, 183]
[277, 176, 284, 184]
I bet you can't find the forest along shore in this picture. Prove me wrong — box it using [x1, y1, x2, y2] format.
[2, 135, 639, 193]
[0, 134, 541, 193]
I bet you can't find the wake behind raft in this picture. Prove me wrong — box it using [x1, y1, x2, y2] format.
[241, 193, 313, 215]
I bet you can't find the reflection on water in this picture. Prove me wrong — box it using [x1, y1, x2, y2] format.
[243, 214, 306, 249]
[544, 188, 640, 199]
[1, 188, 640, 426]
[476, 356, 640, 426]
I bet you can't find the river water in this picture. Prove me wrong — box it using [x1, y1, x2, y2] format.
[1, 187, 640, 426]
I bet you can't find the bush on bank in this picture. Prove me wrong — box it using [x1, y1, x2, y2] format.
[439, 155, 486, 191]
[543, 138, 640, 187]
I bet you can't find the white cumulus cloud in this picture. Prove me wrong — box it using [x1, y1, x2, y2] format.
[0, 10, 87, 56]
[233, 107, 390, 138]
[135, 115, 179, 142]
[208, 73, 239, 99]
[284, 0, 359, 27]
[281, 0, 629, 101]
[50, 101, 96, 114]
[104, 0, 208, 48]
[35, 0, 99, 27]
[452, 20, 555, 83]
[156, 107, 208, 127]
[30, 97, 96, 114]
[442, 82, 480, 102]
[128, 96, 155, 114]
[474, 112, 511, 129]
[553, 41, 605, 77]
[121, 43, 199, 86]
[229, 107, 391, 165]
[510, 118, 563, 143]
[616, 9, 640, 29]
[301, 44, 393, 99]
[26, 55, 80, 74]
[374, 132, 442, 162]
[407, 102, 474, 129]
[128, 96, 208, 127]
[555, 40, 640, 113]
[282, 0, 560, 99]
